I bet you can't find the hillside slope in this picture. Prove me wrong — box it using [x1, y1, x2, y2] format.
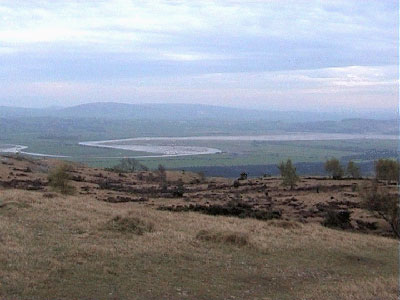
[0, 155, 398, 299]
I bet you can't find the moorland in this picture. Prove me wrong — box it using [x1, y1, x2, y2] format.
[0, 153, 398, 299]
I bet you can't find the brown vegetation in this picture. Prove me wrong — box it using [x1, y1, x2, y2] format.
[196, 229, 250, 247]
[0, 155, 398, 299]
[106, 214, 154, 235]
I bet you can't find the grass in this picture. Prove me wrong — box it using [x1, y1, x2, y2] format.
[0, 188, 398, 299]
[106, 214, 154, 235]
[196, 229, 250, 247]
[2, 119, 397, 170]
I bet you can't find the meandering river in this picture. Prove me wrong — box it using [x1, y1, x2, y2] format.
[78, 133, 398, 158]
[1, 133, 397, 158]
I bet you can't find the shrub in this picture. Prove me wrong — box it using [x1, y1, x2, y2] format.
[347, 161, 361, 179]
[233, 180, 240, 188]
[172, 179, 185, 197]
[322, 210, 352, 229]
[196, 229, 250, 247]
[110, 158, 147, 173]
[325, 158, 344, 179]
[239, 172, 248, 180]
[106, 215, 154, 235]
[159, 182, 168, 193]
[157, 164, 167, 183]
[197, 172, 206, 183]
[360, 181, 399, 238]
[375, 159, 399, 182]
[48, 163, 75, 195]
[278, 159, 299, 189]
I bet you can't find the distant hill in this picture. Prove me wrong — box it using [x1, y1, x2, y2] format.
[0, 102, 396, 122]
[57, 102, 337, 121]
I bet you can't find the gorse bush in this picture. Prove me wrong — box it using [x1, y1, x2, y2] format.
[48, 163, 75, 195]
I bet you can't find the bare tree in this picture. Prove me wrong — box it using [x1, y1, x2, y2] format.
[360, 181, 399, 238]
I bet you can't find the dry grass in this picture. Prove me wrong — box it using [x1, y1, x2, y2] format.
[196, 229, 250, 247]
[265, 219, 303, 229]
[106, 214, 154, 235]
[0, 188, 398, 300]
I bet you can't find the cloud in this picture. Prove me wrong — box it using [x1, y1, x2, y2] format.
[0, 0, 397, 109]
[2, 65, 396, 111]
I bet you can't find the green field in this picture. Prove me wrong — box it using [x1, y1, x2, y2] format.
[0, 117, 397, 172]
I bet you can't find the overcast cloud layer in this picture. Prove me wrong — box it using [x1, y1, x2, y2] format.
[0, 0, 398, 111]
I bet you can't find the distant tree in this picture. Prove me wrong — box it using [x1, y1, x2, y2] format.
[173, 179, 185, 197]
[360, 181, 399, 238]
[375, 159, 399, 182]
[239, 172, 248, 180]
[112, 158, 147, 173]
[157, 164, 167, 182]
[278, 159, 299, 189]
[197, 172, 206, 183]
[346, 161, 361, 179]
[325, 158, 344, 179]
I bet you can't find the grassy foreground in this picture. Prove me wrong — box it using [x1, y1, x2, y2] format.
[0, 189, 397, 300]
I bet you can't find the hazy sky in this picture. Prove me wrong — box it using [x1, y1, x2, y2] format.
[0, 0, 398, 111]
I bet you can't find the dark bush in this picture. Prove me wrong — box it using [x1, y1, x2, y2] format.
[172, 180, 185, 197]
[158, 200, 281, 221]
[239, 172, 248, 180]
[322, 210, 352, 229]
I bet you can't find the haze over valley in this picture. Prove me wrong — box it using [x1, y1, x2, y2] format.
[0, 102, 397, 177]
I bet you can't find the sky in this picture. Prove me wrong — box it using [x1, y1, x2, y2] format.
[0, 0, 398, 112]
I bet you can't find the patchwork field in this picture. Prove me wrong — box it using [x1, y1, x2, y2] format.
[0, 117, 397, 176]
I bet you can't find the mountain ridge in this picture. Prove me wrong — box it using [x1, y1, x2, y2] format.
[0, 102, 397, 122]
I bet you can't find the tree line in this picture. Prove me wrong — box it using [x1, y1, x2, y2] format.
[278, 158, 399, 189]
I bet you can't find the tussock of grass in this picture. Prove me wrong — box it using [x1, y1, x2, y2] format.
[196, 229, 250, 247]
[106, 215, 154, 235]
[42, 192, 57, 198]
[266, 219, 303, 229]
